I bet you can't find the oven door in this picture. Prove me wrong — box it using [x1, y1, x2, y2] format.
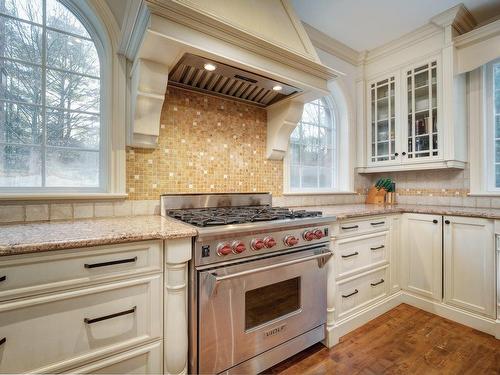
[198, 245, 332, 374]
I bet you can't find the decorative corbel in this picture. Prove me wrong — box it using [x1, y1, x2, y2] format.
[266, 100, 304, 160]
[129, 58, 169, 148]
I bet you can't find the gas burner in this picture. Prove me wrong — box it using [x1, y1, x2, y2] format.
[166, 206, 323, 227]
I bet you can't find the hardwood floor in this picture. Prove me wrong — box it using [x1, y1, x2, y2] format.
[265, 304, 500, 375]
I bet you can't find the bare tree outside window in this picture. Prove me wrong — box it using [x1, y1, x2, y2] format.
[0, 0, 101, 189]
[288, 98, 337, 191]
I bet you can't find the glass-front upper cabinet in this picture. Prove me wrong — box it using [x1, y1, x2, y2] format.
[405, 60, 439, 160]
[368, 75, 398, 165]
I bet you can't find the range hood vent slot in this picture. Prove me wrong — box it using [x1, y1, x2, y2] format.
[168, 53, 301, 107]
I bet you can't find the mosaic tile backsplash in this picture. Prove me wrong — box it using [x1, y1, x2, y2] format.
[126, 87, 283, 199]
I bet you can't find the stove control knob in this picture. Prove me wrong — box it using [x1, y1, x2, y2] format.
[284, 235, 299, 247]
[313, 229, 325, 239]
[232, 241, 246, 254]
[302, 230, 315, 241]
[217, 243, 233, 256]
[263, 236, 277, 248]
[251, 239, 265, 251]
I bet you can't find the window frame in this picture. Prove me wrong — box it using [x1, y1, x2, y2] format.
[284, 96, 340, 194]
[0, 0, 126, 199]
[469, 59, 500, 197]
[485, 59, 500, 193]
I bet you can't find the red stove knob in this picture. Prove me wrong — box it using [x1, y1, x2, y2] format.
[313, 229, 325, 239]
[303, 230, 315, 241]
[263, 236, 277, 248]
[284, 235, 299, 247]
[251, 239, 265, 251]
[232, 241, 246, 254]
[217, 243, 233, 256]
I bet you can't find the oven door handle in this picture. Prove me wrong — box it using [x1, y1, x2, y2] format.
[205, 249, 333, 296]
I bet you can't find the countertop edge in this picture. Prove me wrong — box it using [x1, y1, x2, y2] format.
[0, 230, 198, 257]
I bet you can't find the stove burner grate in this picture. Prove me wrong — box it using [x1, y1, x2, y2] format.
[166, 206, 322, 227]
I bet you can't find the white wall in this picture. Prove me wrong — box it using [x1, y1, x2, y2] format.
[313, 48, 361, 192]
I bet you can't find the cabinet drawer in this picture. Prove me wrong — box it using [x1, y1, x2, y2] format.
[336, 217, 388, 236]
[0, 241, 162, 302]
[0, 275, 162, 374]
[336, 267, 389, 320]
[65, 341, 162, 374]
[335, 231, 389, 278]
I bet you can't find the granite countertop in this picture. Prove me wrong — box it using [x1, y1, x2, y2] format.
[2, 203, 500, 257]
[0, 215, 197, 256]
[294, 203, 500, 221]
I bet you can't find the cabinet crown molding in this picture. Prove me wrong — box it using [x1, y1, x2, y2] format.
[430, 3, 477, 35]
[302, 22, 361, 66]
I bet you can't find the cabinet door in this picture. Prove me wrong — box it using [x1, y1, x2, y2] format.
[368, 75, 399, 165]
[401, 213, 442, 300]
[443, 216, 495, 317]
[404, 59, 440, 161]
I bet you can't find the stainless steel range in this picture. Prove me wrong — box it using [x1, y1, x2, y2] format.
[160, 193, 335, 375]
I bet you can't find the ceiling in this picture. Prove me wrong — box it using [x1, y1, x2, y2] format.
[291, 0, 500, 51]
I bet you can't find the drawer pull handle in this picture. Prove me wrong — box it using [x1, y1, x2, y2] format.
[371, 279, 385, 287]
[0, 337, 5, 346]
[341, 225, 359, 230]
[84, 256, 137, 269]
[0, 275, 6, 283]
[84, 306, 136, 324]
[370, 221, 385, 226]
[370, 245, 385, 251]
[342, 289, 359, 298]
[341, 251, 359, 259]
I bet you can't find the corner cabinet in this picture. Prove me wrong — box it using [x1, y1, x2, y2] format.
[402, 213, 496, 319]
[364, 57, 460, 172]
[401, 213, 442, 301]
[358, 12, 469, 174]
[443, 216, 495, 318]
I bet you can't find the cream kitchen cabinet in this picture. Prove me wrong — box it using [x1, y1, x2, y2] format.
[367, 73, 399, 166]
[0, 237, 193, 375]
[401, 213, 442, 301]
[65, 341, 163, 374]
[327, 215, 399, 347]
[358, 9, 469, 173]
[402, 214, 496, 319]
[443, 216, 495, 318]
[364, 57, 454, 171]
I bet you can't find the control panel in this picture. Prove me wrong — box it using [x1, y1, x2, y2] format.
[195, 225, 330, 266]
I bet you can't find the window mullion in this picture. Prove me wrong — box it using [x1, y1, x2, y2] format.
[40, 0, 47, 188]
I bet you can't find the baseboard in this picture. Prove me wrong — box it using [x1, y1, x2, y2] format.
[326, 291, 500, 348]
[401, 292, 498, 336]
[325, 291, 403, 348]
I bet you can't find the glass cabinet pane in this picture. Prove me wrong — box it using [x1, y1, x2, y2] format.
[407, 61, 438, 159]
[370, 76, 396, 163]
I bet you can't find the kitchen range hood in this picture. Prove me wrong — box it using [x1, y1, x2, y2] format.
[168, 53, 302, 108]
[120, 0, 342, 159]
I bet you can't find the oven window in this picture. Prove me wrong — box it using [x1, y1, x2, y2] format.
[245, 277, 301, 330]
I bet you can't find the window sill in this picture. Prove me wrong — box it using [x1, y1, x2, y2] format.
[282, 191, 358, 196]
[0, 193, 128, 201]
[467, 192, 500, 197]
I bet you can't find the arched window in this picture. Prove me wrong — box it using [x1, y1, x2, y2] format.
[287, 97, 338, 192]
[0, 0, 102, 191]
